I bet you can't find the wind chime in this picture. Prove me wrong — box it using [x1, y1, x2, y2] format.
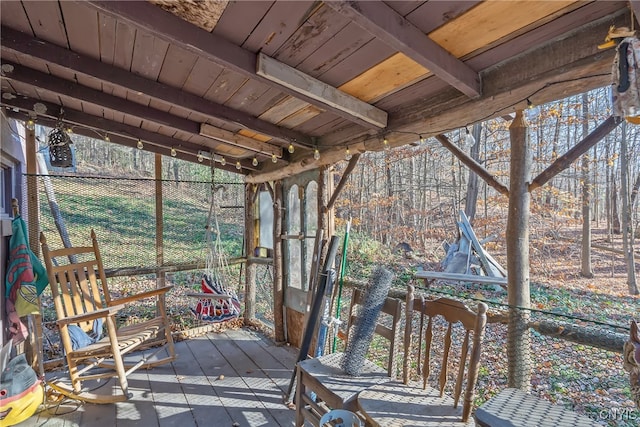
[47, 108, 74, 168]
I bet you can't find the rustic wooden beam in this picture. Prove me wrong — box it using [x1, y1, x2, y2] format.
[326, 0, 481, 98]
[1, 97, 258, 172]
[256, 53, 388, 128]
[529, 116, 621, 191]
[435, 134, 509, 196]
[326, 153, 361, 210]
[84, 1, 379, 129]
[630, 1, 640, 28]
[2, 62, 284, 159]
[321, 12, 624, 149]
[245, 141, 365, 184]
[199, 123, 282, 158]
[0, 26, 312, 148]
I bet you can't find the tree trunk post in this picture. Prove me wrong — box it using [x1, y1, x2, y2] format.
[620, 122, 639, 295]
[581, 93, 593, 278]
[506, 109, 532, 389]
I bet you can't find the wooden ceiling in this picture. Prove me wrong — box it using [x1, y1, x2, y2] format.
[0, 1, 634, 182]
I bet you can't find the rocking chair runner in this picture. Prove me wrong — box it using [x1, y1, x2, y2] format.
[40, 230, 176, 404]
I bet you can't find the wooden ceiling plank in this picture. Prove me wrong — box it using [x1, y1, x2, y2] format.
[273, 3, 350, 67]
[242, 1, 315, 56]
[199, 123, 283, 157]
[1, 27, 312, 147]
[158, 44, 198, 88]
[0, 1, 33, 34]
[632, 1, 640, 28]
[203, 69, 247, 105]
[325, 1, 480, 98]
[3, 61, 202, 131]
[297, 21, 375, 79]
[404, 1, 481, 34]
[215, 0, 275, 48]
[338, 52, 429, 103]
[257, 53, 388, 128]
[113, 19, 136, 71]
[131, 32, 169, 82]
[224, 79, 273, 113]
[98, 13, 117, 65]
[60, 2, 101, 59]
[258, 96, 311, 124]
[84, 0, 378, 129]
[276, 105, 323, 129]
[428, 0, 576, 59]
[318, 38, 394, 88]
[21, 1, 68, 47]
[294, 114, 343, 136]
[182, 57, 224, 97]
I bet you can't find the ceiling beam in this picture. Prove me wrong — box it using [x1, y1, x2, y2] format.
[1, 62, 284, 159]
[320, 11, 622, 150]
[0, 95, 260, 172]
[256, 53, 387, 128]
[84, 1, 382, 130]
[325, 0, 481, 98]
[0, 26, 312, 149]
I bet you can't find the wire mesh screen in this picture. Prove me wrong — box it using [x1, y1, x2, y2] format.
[33, 174, 244, 268]
[332, 283, 637, 426]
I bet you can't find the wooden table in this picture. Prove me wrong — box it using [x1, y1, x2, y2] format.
[474, 388, 600, 427]
[357, 381, 475, 426]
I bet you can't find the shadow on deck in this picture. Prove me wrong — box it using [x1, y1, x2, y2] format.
[20, 327, 298, 427]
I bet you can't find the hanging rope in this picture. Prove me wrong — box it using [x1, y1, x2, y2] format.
[190, 160, 241, 323]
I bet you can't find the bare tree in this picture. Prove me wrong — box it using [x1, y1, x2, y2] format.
[580, 93, 594, 278]
[620, 122, 639, 295]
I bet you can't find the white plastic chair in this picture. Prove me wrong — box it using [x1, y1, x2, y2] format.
[319, 409, 362, 427]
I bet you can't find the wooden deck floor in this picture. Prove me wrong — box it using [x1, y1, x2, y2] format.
[19, 328, 299, 427]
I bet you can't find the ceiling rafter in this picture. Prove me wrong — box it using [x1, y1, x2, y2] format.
[84, 0, 384, 130]
[2, 61, 285, 159]
[0, 26, 312, 149]
[0, 95, 260, 172]
[325, 0, 481, 98]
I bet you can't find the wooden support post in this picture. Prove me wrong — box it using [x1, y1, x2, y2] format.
[155, 154, 165, 319]
[506, 110, 532, 390]
[244, 183, 257, 322]
[273, 181, 285, 343]
[24, 123, 43, 376]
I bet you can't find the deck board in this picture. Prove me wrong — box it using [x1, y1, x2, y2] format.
[17, 328, 298, 427]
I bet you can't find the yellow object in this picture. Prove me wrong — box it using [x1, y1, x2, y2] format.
[626, 116, 640, 124]
[0, 380, 44, 426]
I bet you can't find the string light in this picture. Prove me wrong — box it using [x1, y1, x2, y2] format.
[104, 134, 110, 142]
[25, 119, 35, 131]
[419, 134, 425, 144]
[383, 136, 389, 150]
[220, 156, 226, 166]
[170, 147, 177, 157]
[197, 153, 204, 162]
[464, 127, 476, 149]
[137, 139, 144, 150]
[271, 153, 278, 163]
[288, 143, 295, 154]
[236, 160, 242, 170]
[345, 147, 351, 160]
[66, 126, 73, 134]
[313, 148, 320, 160]
[252, 157, 258, 166]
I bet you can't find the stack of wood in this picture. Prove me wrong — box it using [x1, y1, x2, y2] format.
[441, 211, 506, 291]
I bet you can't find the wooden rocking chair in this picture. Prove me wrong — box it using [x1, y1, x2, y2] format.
[40, 230, 176, 404]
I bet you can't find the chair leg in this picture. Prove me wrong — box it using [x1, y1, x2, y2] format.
[159, 300, 176, 360]
[105, 317, 130, 398]
[295, 366, 305, 427]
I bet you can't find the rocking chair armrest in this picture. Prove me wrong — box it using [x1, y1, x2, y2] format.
[109, 285, 174, 306]
[56, 305, 125, 326]
[186, 292, 232, 300]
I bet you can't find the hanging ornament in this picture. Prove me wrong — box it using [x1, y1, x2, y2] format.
[47, 110, 74, 168]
